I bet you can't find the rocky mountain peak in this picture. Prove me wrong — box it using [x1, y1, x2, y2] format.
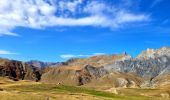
[157, 46, 170, 56]
[137, 47, 170, 59]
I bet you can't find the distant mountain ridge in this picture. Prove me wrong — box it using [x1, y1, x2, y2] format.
[26, 60, 60, 69]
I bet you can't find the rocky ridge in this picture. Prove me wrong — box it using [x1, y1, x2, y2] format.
[137, 47, 170, 59]
[41, 47, 170, 88]
[26, 60, 60, 69]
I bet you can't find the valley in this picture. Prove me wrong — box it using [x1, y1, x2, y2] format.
[1, 47, 170, 100]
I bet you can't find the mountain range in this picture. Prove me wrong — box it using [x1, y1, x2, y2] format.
[1, 47, 170, 92]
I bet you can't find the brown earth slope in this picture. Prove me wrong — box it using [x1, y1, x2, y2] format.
[41, 54, 131, 85]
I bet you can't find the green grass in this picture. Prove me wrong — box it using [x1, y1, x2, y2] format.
[5, 84, 169, 100]
[56, 86, 154, 100]
[7, 84, 116, 97]
[1, 77, 170, 100]
[56, 85, 116, 98]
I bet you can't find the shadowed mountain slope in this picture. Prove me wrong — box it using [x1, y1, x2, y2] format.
[0, 58, 41, 81]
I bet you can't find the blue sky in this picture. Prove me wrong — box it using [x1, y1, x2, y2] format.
[0, 0, 170, 62]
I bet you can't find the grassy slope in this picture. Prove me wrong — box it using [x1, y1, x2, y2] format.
[0, 77, 170, 100]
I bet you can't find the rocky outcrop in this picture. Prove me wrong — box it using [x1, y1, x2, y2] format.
[137, 47, 170, 59]
[76, 65, 108, 85]
[103, 47, 170, 87]
[0, 58, 41, 81]
[104, 55, 170, 78]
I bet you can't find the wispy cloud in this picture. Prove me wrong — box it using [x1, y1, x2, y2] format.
[0, 0, 149, 36]
[60, 53, 105, 59]
[150, 0, 163, 8]
[60, 54, 75, 59]
[0, 50, 17, 55]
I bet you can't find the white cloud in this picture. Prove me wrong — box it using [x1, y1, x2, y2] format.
[0, 0, 149, 36]
[60, 53, 106, 59]
[115, 11, 149, 23]
[93, 53, 105, 55]
[0, 50, 17, 55]
[58, 0, 83, 13]
[60, 54, 75, 59]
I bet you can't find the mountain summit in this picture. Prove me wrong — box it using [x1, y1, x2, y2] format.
[137, 47, 170, 59]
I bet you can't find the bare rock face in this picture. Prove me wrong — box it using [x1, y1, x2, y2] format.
[76, 65, 108, 85]
[0, 58, 41, 81]
[105, 55, 170, 87]
[137, 47, 170, 59]
[116, 78, 128, 88]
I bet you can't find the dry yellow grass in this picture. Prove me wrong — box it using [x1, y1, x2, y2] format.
[1, 77, 170, 100]
[0, 91, 107, 100]
[0, 77, 110, 100]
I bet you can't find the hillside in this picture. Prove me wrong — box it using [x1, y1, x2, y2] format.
[41, 47, 170, 89]
[0, 58, 41, 81]
[41, 54, 131, 85]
